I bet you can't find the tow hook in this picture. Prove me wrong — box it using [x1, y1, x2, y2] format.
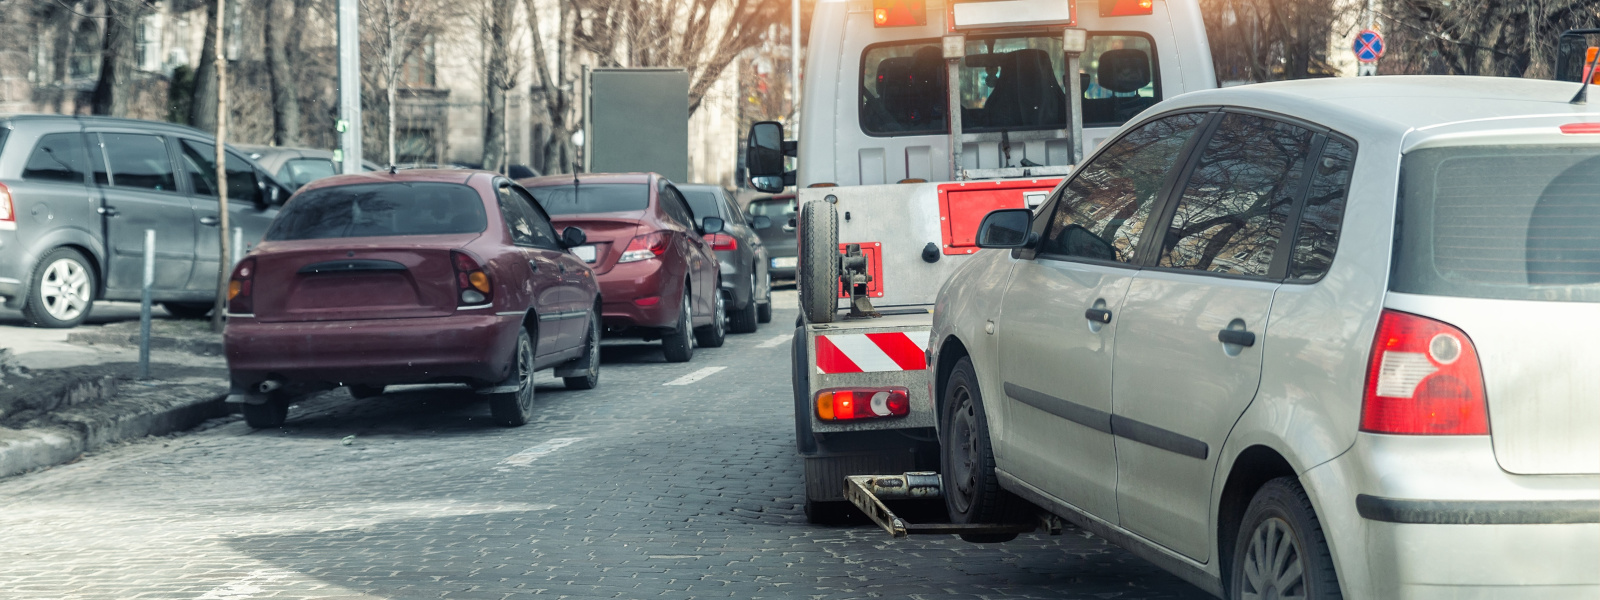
[845, 473, 1062, 538]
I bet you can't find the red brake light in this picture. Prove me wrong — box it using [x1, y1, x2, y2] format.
[815, 387, 910, 421]
[1100, 0, 1154, 17]
[0, 182, 14, 230]
[619, 232, 669, 263]
[451, 250, 493, 306]
[227, 258, 255, 314]
[1360, 310, 1489, 435]
[872, 0, 925, 27]
[703, 233, 737, 251]
[1559, 122, 1600, 134]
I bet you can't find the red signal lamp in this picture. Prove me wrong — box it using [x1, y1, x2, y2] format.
[815, 387, 911, 421]
[873, 0, 926, 27]
[1101, 0, 1154, 17]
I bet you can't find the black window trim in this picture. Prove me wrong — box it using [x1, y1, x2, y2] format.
[1081, 31, 1165, 129]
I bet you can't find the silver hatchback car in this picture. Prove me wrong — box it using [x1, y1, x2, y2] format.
[929, 76, 1598, 599]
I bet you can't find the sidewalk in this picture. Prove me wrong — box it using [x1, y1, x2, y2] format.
[0, 303, 232, 479]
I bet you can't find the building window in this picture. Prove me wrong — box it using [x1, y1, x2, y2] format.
[400, 39, 436, 89]
[69, 20, 99, 79]
[397, 128, 437, 163]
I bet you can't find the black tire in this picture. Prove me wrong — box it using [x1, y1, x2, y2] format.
[563, 309, 601, 390]
[729, 273, 760, 334]
[791, 325, 816, 454]
[797, 200, 838, 324]
[757, 271, 773, 324]
[695, 284, 727, 348]
[347, 384, 384, 399]
[941, 356, 1026, 543]
[162, 302, 213, 319]
[662, 291, 695, 363]
[488, 328, 536, 427]
[1229, 477, 1343, 600]
[242, 396, 288, 429]
[22, 248, 95, 328]
[804, 497, 857, 525]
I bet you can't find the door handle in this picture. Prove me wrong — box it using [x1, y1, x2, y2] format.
[1217, 329, 1257, 347]
[1084, 308, 1112, 324]
[200, 216, 220, 226]
[98, 206, 119, 217]
[558, 263, 568, 274]
[529, 260, 540, 272]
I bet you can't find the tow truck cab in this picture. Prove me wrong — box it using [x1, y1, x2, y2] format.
[746, 0, 1215, 522]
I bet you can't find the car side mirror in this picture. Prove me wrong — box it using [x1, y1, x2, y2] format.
[561, 226, 587, 248]
[750, 215, 773, 229]
[700, 216, 725, 235]
[976, 209, 1035, 249]
[745, 121, 795, 193]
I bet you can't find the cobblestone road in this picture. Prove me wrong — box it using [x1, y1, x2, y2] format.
[0, 292, 1210, 600]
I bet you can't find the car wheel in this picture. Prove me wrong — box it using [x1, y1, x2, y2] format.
[347, 384, 384, 399]
[488, 328, 536, 427]
[242, 395, 289, 429]
[941, 356, 1026, 543]
[661, 291, 695, 363]
[757, 271, 773, 324]
[1229, 477, 1342, 600]
[729, 273, 759, 334]
[162, 302, 212, 319]
[798, 200, 838, 324]
[563, 310, 601, 390]
[23, 248, 95, 328]
[790, 325, 816, 455]
[695, 283, 727, 347]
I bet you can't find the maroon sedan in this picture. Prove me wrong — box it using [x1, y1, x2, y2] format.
[518, 173, 724, 362]
[224, 170, 601, 428]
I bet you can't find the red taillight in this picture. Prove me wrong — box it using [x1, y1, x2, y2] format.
[227, 258, 255, 314]
[872, 0, 925, 27]
[1100, 0, 1154, 16]
[451, 250, 493, 306]
[703, 233, 737, 251]
[1360, 310, 1489, 435]
[816, 387, 910, 421]
[0, 182, 15, 231]
[1559, 122, 1600, 134]
[618, 232, 669, 263]
[633, 296, 661, 307]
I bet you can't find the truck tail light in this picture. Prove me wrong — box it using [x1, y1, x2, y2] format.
[816, 387, 910, 421]
[873, 0, 926, 27]
[452, 250, 493, 306]
[228, 258, 255, 314]
[1360, 310, 1489, 435]
[618, 232, 669, 263]
[1100, 0, 1154, 16]
[703, 233, 737, 251]
[0, 182, 15, 230]
[1559, 122, 1600, 134]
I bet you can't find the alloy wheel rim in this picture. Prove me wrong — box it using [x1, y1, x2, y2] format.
[1240, 517, 1306, 600]
[714, 290, 725, 336]
[40, 258, 90, 321]
[684, 294, 695, 349]
[515, 334, 535, 413]
[948, 387, 979, 514]
[586, 313, 600, 377]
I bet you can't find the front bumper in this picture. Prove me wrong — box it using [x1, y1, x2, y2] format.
[596, 259, 678, 331]
[1304, 434, 1599, 599]
[225, 312, 522, 387]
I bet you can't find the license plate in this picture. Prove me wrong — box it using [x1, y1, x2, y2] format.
[771, 257, 797, 269]
[572, 245, 597, 263]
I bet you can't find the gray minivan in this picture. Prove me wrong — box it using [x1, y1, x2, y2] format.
[0, 115, 290, 327]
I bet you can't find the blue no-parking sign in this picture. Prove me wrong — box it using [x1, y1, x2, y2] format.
[1353, 29, 1385, 63]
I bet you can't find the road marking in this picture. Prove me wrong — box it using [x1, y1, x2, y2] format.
[498, 437, 584, 468]
[756, 334, 792, 348]
[664, 366, 726, 386]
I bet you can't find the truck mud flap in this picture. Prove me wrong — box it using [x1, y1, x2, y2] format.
[845, 472, 1062, 538]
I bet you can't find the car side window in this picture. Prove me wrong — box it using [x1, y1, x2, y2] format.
[721, 191, 748, 226]
[1155, 113, 1316, 278]
[1288, 137, 1354, 281]
[22, 133, 90, 183]
[658, 183, 695, 229]
[178, 140, 263, 205]
[1036, 112, 1206, 263]
[498, 185, 560, 249]
[100, 133, 177, 192]
[510, 186, 561, 250]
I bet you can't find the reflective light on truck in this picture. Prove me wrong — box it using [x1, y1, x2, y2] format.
[872, 0, 926, 27]
[815, 387, 910, 421]
[1360, 310, 1489, 435]
[1100, 0, 1154, 16]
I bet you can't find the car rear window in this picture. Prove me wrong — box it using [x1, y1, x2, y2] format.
[265, 182, 487, 241]
[527, 183, 648, 215]
[1392, 144, 1600, 303]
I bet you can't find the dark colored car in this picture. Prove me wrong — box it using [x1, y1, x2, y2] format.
[236, 144, 380, 191]
[518, 173, 725, 363]
[746, 194, 796, 281]
[677, 184, 772, 332]
[225, 170, 601, 429]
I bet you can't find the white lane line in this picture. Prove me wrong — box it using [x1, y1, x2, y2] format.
[498, 437, 585, 468]
[756, 334, 793, 349]
[664, 366, 726, 386]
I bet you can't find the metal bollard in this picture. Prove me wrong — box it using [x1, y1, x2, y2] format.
[139, 229, 154, 380]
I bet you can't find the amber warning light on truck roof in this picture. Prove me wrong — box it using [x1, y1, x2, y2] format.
[873, 0, 927, 27]
[1101, 0, 1154, 17]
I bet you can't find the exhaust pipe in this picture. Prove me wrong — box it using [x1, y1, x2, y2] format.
[257, 380, 283, 393]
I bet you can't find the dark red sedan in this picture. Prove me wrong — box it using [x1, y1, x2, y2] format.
[224, 170, 601, 428]
[518, 173, 724, 362]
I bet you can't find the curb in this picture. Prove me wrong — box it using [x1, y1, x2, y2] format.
[0, 383, 230, 479]
[65, 330, 225, 357]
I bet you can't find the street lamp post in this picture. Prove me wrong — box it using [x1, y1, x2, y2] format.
[338, 0, 363, 173]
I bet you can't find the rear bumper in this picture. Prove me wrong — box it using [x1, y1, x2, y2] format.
[1303, 434, 1599, 599]
[0, 277, 22, 308]
[596, 259, 678, 331]
[225, 312, 522, 387]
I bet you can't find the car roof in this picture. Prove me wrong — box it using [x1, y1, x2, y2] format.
[293, 168, 483, 195]
[0, 114, 212, 136]
[517, 172, 654, 187]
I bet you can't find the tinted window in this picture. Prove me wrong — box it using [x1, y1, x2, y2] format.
[861, 41, 947, 136]
[265, 182, 487, 241]
[1037, 112, 1206, 263]
[282, 158, 337, 189]
[527, 183, 648, 215]
[23, 133, 89, 183]
[1392, 145, 1600, 303]
[498, 185, 560, 249]
[1081, 35, 1160, 127]
[1156, 113, 1315, 278]
[101, 133, 176, 191]
[1289, 138, 1354, 281]
[959, 34, 1067, 132]
[179, 140, 262, 205]
[659, 184, 695, 229]
[681, 189, 723, 221]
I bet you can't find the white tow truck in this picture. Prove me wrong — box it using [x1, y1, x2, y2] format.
[743, 0, 1216, 523]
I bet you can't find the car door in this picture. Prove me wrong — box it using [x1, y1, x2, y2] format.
[91, 131, 196, 297]
[508, 184, 590, 349]
[723, 189, 767, 297]
[1109, 112, 1320, 561]
[994, 112, 1210, 521]
[659, 181, 715, 319]
[497, 182, 569, 355]
[177, 138, 279, 291]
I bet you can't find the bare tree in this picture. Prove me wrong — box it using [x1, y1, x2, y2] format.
[1201, 0, 1348, 82]
[265, 0, 303, 145]
[524, 0, 578, 173]
[1379, 0, 1600, 77]
[479, 0, 522, 172]
[361, 0, 456, 165]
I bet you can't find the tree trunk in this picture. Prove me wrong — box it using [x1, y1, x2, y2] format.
[91, 1, 141, 117]
[481, 0, 513, 170]
[190, 0, 219, 130]
[265, 0, 301, 146]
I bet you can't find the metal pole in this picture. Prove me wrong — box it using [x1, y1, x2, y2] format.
[337, 0, 363, 174]
[139, 229, 154, 380]
[790, 0, 801, 125]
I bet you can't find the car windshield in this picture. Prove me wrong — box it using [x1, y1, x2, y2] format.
[527, 183, 648, 215]
[1392, 144, 1600, 302]
[680, 189, 723, 221]
[264, 182, 487, 240]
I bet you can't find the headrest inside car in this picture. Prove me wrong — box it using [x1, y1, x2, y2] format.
[1097, 49, 1151, 94]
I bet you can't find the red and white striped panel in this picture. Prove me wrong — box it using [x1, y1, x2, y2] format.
[815, 332, 928, 374]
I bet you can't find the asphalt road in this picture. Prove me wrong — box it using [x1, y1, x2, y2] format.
[0, 290, 1210, 599]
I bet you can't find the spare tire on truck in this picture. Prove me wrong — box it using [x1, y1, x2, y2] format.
[797, 200, 839, 324]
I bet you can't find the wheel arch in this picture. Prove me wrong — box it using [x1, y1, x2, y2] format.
[28, 227, 107, 299]
[1216, 444, 1297, 587]
[933, 334, 972, 425]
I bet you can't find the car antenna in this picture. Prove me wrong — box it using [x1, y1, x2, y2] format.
[389, 165, 397, 175]
[1570, 46, 1598, 105]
